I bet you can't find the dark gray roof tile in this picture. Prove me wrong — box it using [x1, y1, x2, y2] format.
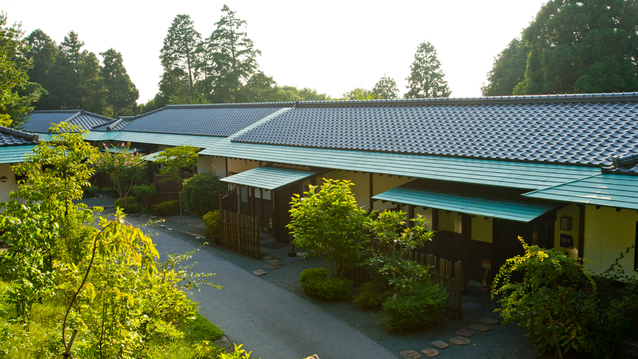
[233, 93, 638, 172]
[21, 110, 113, 133]
[0, 126, 38, 146]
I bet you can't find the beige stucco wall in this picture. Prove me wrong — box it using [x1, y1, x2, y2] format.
[227, 158, 260, 174]
[554, 203, 581, 258]
[372, 174, 414, 212]
[472, 217, 493, 243]
[584, 205, 636, 274]
[0, 164, 19, 204]
[197, 156, 226, 177]
[439, 210, 462, 233]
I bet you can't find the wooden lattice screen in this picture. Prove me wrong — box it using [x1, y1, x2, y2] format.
[218, 210, 260, 259]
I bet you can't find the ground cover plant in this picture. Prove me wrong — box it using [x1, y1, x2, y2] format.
[492, 237, 638, 359]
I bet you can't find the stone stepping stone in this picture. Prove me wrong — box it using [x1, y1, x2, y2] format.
[431, 341, 449, 349]
[263, 255, 274, 260]
[470, 324, 492, 332]
[480, 317, 500, 325]
[268, 260, 283, 266]
[450, 337, 471, 345]
[253, 269, 267, 276]
[149, 216, 157, 220]
[265, 265, 278, 269]
[400, 350, 421, 359]
[422, 348, 439, 357]
[456, 328, 475, 337]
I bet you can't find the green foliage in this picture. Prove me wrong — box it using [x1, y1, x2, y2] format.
[342, 88, 380, 100]
[100, 48, 139, 117]
[1, 123, 98, 319]
[181, 171, 227, 216]
[299, 268, 353, 301]
[288, 179, 370, 278]
[365, 211, 434, 293]
[114, 195, 142, 213]
[204, 5, 262, 103]
[82, 184, 99, 198]
[404, 41, 451, 98]
[184, 314, 224, 342]
[372, 74, 399, 99]
[219, 344, 253, 359]
[59, 213, 219, 358]
[95, 142, 147, 202]
[202, 210, 221, 240]
[153, 200, 180, 216]
[492, 237, 596, 358]
[486, 0, 638, 95]
[353, 280, 393, 310]
[154, 145, 199, 215]
[481, 38, 529, 96]
[100, 186, 119, 198]
[381, 282, 448, 333]
[0, 12, 42, 127]
[131, 184, 156, 210]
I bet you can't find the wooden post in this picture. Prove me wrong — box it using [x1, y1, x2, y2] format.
[578, 204, 585, 259]
[408, 205, 414, 228]
[461, 214, 471, 295]
[251, 187, 256, 218]
[432, 209, 439, 231]
[369, 173, 374, 212]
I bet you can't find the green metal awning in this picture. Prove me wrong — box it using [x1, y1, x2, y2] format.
[523, 174, 638, 210]
[0, 145, 37, 164]
[373, 185, 560, 222]
[200, 141, 600, 190]
[221, 166, 317, 191]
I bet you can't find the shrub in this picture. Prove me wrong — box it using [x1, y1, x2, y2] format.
[493, 238, 638, 359]
[299, 268, 353, 301]
[101, 186, 119, 198]
[181, 172, 227, 216]
[153, 200, 180, 216]
[114, 196, 142, 213]
[202, 211, 220, 240]
[353, 281, 393, 310]
[131, 184, 156, 210]
[382, 282, 448, 333]
[288, 179, 370, 278]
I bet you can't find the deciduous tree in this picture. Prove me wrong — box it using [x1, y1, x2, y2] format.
[405, 41, 451, 99]
[153, 145, 199, 215]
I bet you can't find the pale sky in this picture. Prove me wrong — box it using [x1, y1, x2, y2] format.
[4, 0, 547, 104]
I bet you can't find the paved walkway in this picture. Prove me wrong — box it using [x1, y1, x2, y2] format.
[128, 217, 397, 359]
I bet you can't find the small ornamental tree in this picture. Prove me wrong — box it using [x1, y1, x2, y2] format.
[153, 145, 199, 215]
[365, 210, 434, 293]
[287, 179, 369, 278]
[95, 142, 147, 203]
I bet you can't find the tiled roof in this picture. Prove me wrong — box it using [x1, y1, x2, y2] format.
[21, 110, 114, 133]
[0, 126, 38, 146]
[112, 103, 294, 137]
[232, 92, 638, 170]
